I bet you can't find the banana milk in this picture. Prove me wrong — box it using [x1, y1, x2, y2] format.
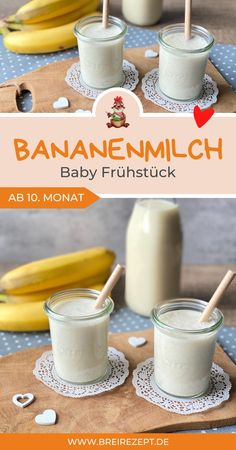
[152, 300, 223, 398]
[45, 290, 114, 384]
[126, 200, 182, 317]
[74, 16, 127, 89]
[159, 25, 214, 100]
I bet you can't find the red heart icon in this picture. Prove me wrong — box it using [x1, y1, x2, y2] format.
[193, 105, 215, 128]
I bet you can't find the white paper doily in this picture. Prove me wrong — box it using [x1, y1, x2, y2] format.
[132, 358, 231, 415]
[65, 60, 139, 100]
[142, 69, 219, 112]
[33, 347, 129, 398]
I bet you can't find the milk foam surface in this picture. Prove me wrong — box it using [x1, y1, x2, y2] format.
[164, 32, 207, 51]
[160, 309, 215, 330]
[53, 298, 102, 317]
[81, 23, 121, 39]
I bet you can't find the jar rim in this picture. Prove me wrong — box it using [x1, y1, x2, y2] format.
[74, 15, 128, 42]
[151, 298, 223, 334]
[136, 199, 178, 210]
[44, 288, 114, 322]
[158, 24, 214, 54]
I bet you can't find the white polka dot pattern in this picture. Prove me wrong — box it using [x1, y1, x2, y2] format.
[210, 44, 236, 92]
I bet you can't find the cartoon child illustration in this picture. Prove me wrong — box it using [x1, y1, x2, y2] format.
[106, 96, 130, 128]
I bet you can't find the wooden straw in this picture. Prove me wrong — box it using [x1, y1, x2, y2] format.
[102, 0, 109, 29]
[94, 264, 125, 309]
[200, 270, 236, 322]
[185, 0, 192, 40]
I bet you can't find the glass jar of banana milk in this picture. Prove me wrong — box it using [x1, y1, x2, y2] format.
[151, 299, 223, 398]
[122, 0, 163, 26]
[44, 289, 114, 384]
[158, 24, 214, 101]
[74, 16, 127, 89]
[125, 199, 182, 317]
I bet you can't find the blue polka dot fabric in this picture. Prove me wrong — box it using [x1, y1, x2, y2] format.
[0, 305, 236, 433]
[210, 44, 236, 92]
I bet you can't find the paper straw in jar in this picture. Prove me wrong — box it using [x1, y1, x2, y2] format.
[94, 264, 125, 309]
[102, 0, 109, 29]
[200, 270, 236, 322]
[185, 0, 192, 40]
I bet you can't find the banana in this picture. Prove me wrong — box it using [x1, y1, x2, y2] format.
[0, 301, 49, 331]
[0, 283, 107, 332]
[0, 247, 115, 295]
[0, 271, 110, 304]
[90, 284, 105, 292]
[3, 19, 79, 53]
[9, 0, 94, 24]
[6, 0, 100, 32]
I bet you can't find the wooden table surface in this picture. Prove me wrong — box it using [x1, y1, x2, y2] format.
[1, 263, 236, 326]
[0, 0, 235, 44]
[1, 331, 236, 433]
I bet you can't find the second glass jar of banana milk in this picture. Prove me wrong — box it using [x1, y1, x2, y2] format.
[125, 200, 183, 316]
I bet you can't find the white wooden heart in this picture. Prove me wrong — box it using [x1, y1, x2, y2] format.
[145, 49, 159, 58]
[35, 409, 57, 426]
[128, 336, 147, 348]
[12, 393, 34, 408]
[53, 97, 70, 110]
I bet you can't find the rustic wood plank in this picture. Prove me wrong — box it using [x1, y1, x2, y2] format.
[0, 329, 235, 433]
[0, 47, 233, 113]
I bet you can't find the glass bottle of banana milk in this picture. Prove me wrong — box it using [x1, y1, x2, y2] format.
[122, 0, 163, 26]
[125, 199, 182, 316]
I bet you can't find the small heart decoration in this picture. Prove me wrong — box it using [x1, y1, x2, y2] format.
[145, 49, 158, 58]
[193, 105, 215, 128]
[12, 393, 34, 408]
[35, 409, 57, 426]
[128, 336, 147, 348]
[53, 97, 70, 110]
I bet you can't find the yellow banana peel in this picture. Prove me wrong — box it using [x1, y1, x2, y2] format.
[0, 247, 115, 294]
[1, 271, 110, 304]
[10, 0, 94, 24]
[0, 283, 107, 332]
[0, 301, 49, 332]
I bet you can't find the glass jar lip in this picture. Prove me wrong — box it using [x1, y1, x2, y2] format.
[151, 298, 224, 334]
[74, 15, 128, 42]
[44, 288, 114, 322]
[158, 24, 214, 54]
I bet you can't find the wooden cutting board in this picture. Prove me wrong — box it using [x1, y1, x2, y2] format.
[0, 47, 235, 113]
[0, 329, 236, 433]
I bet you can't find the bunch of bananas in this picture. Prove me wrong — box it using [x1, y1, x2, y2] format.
[0, 0, 100, 54]
[0, 247, 115, 332]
